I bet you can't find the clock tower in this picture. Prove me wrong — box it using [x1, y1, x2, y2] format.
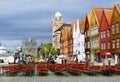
[52, 11, 63, 48]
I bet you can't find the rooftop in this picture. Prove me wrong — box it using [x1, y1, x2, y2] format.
[104, 8, 113, 25]
[78, 19, 85, 34]
[93, 8, 104, 24]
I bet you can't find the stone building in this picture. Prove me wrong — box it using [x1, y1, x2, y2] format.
[22, 38, 37, 56]
[52, 11, 64, 49]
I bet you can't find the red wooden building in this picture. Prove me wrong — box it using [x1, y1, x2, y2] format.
[84, 14, 91, 64]
[99, 9, 113, 62]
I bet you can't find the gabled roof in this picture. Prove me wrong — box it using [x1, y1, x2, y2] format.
[110, 4, 120, 24]
[78, 19, 85, 34]
[104, 8, 113, 25]
[114, 4, 120, 13]
[84, 14, 91, 33]
[92, 8, 104, 25]
[87, 14, 91, 25]
[116, 4, 120, 13]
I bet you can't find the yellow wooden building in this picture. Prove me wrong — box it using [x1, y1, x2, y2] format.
[89, 8, 103, 62]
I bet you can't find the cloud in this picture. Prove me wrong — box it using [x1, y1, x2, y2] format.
[0, 0, 120, 50]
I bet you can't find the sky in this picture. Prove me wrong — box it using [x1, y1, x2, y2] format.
[0, 0, 120, 51]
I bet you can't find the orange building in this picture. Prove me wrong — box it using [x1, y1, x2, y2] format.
[58, 24, 72, 57]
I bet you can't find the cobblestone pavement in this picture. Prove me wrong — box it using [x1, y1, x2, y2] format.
[0, 76, 120, 82]
[0, 70, 120, 82]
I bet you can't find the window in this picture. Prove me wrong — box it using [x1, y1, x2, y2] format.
[101, 43, 104, 50]
[103, 43, 106, 50]
[112, 40, 115, 49]
[116, 39, 120, 48]
[107, 30, 110, 37]
[101, 31, 103, 38]
[103, 31, 106, 38]
[95, 40, 97, 47]
[85, 43, 86, 49]
[101, 31, 105, 38]
[101, 43, 103, 50]
[108, 42, 110, 49]
[116, 23, 119, 33]
[118, 23, 120, 30]
[112, 25, 115, 34]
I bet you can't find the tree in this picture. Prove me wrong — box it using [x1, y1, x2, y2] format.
[41, 43, 60, 57]
[56, 48, 60, 56]
[40, 43, 60, 57]
[40, 43, 52, 58]
[49, 47, 56, 56]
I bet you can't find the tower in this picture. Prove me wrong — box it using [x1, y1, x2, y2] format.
[52, 11, 63, 49]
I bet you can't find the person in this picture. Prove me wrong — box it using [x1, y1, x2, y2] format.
[75, 56, 78, 63]
[15, 58, 19, 64]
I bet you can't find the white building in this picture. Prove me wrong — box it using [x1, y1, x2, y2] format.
[73, 19, 85, 62]
[0, 43, 7, 54]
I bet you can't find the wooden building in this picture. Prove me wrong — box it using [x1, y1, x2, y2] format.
[111, 4, 120, 65]
[99, 9, 113, 62]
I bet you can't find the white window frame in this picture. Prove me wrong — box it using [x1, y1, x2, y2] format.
[116, 39, 120, 48]
[112, 40, 115, 49]
[112, 25, 115, 34]
[108, 42, 110, 49]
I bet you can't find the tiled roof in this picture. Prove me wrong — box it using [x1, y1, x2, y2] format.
[84, 14, 91, 33]
[93, 8, 104, 24]
[78, 19, 85, 34]
[117, 4, 120, 9]
[116, 4, 120, 12]
[104, 8, 113, 25]
[87, 14, 91, 26]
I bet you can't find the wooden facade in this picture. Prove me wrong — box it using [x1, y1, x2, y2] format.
[111, 4, 120, 65]
[59, 24, 72, 57]
[90, 8, 103, 62]
[84, 14, 91, 64]
[99, 9, 113, 62]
